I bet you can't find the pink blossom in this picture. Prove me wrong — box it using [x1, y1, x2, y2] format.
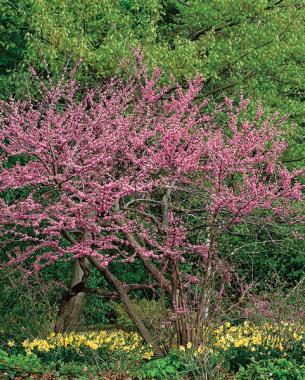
[0, 60, 302, 280]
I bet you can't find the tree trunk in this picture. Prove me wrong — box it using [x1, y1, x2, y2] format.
[54, 259, 87, 333]
[89, 256, 164, 357]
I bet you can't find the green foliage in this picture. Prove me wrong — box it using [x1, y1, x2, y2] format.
[0, 349, 98, 379]
[220, 222, 305, 288]
[0, 267, 62, 345]
[136, 349, 225, 379]
[2, 0, 305, 138]
[235, 358, 305, 380]
[113, 298, 166, 331]
[0, 349, 44, 379]
[136, 351, 184, 379]
[82, 296, 111, 327]
[56, 361, 97, 379]
[0, 0, 29, 99]
[221, 340, 305, 373]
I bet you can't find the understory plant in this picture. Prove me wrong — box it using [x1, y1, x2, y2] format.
[0, 54, 303, 356]
[1, 318, 305, 379]
[235, 358, 305, 380]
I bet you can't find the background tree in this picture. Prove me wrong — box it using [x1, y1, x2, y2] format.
[1, 1, 304, 165]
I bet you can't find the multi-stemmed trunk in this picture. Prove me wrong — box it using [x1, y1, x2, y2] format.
[54, 259, 87, 333]
[56, 229, 164, 357]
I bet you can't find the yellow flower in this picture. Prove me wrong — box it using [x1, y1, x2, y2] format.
[293, 332, 302, 341]
[143, 351, 154, 360]
[186, 342, 192, 349]
[89, 342, 99, 350]
[7, 340, 15, 347]
[179, 345, 185, 352]
[278, 344, 284, 352]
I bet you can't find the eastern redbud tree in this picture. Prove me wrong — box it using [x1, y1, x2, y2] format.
[0, 60, 303, 355]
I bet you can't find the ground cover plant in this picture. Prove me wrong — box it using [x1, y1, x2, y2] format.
[1, 320, 304, 379]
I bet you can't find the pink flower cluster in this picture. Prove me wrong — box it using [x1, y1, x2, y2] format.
[0, 61, 303, 273]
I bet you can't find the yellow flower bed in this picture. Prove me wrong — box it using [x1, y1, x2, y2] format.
[177, 321, 305, 356]
[20, 321, 305, 361]
[213, 321, 305, 352]
[22, 329, 154, 360]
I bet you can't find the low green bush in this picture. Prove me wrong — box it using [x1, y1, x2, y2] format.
[0, 349, 44, 378]
[0, 349, 99, 379]
[135, 350, 185, 380]
[235, 358, 305, 380]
